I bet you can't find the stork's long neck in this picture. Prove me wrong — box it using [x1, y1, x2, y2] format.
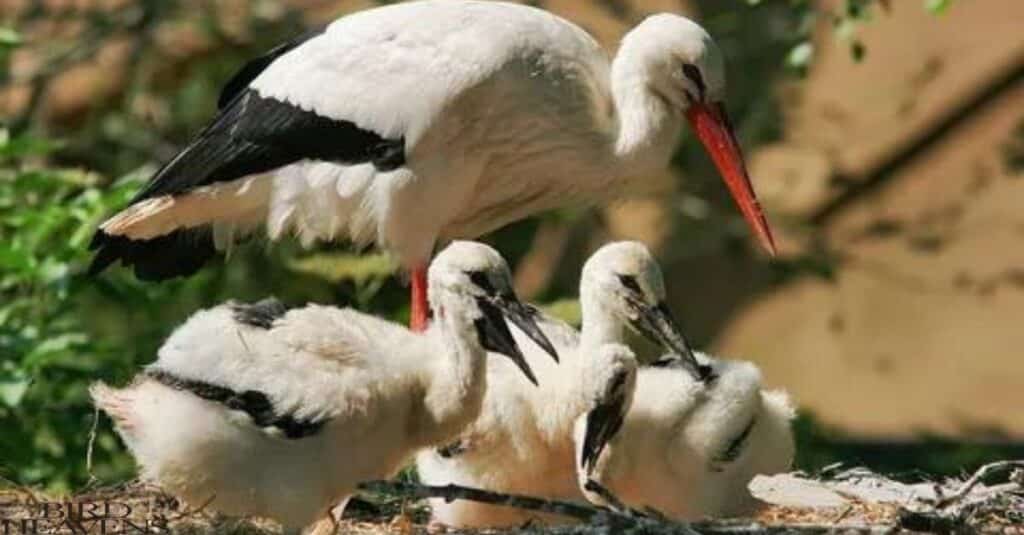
[610, 54, 682, 169]
[414, 295, 488, 447]
[579, 290, 627, 350]
[538, 291, 626, 442]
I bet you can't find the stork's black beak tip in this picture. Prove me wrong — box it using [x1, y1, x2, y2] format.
[538, 337, 559, 364]
[474, 297, 539, 385]
[631, 301, 706, 382]
[501, 297, 560, 364]
[509, 346, 539, 386]
[522, 365, 540, 386]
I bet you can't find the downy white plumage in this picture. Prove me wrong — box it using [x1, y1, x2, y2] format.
[88, 1, 775, 331]
[417, 241, 704, 528]
[576, 354, 797, 520]
[91, 241, 556, 534]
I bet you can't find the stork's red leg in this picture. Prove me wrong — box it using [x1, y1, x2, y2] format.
[410, 264, 429, 332]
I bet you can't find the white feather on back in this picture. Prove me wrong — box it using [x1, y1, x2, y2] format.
[267, 162, 379, 248]
[251, 1, 605, 145]
[583, 353, 796, 520]
[150, 303, 423, 430]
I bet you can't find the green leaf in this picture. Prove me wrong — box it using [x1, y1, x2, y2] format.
[0, 27, 21, 47]
[0, 134, 62, 159]
[25, 333, 88, 368]
[787, 42, 815, 69]
[539, 299, 581, 327]
[925, 0, 953, 14]
[0, 375, 30, 407]
[288, 252, 397, 284]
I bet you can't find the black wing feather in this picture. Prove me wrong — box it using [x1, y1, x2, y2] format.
[89, 28, 406, 281]
[131, 89, 405, 203]
[231, 298, 290, 329]
[87, 228, 216, 281]
[146, 368, 326, 439]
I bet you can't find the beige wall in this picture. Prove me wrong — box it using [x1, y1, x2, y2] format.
[718, 0, 1024, 439]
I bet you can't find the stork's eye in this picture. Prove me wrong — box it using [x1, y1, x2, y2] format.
[607, 369, 630, 398]
[617, 274, 643, 295]
[711, 417, 756, 470]
[467, 270, 495, 293]
[681, 63, 706, 100]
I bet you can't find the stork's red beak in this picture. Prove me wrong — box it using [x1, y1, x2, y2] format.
[685, 102, 776, 256]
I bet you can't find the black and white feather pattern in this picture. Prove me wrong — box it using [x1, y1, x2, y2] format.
[216, 27, 325, 110]
[88, 0, 627, 282]
[88, 25, 405, 280]
[145, 368, 326, 439]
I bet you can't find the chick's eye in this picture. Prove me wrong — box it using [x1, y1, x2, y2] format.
[712, 418, 756, 467]
[681, 63, 706, 100]
[467, 270, 494, 293]
[617, 274, 643, 295]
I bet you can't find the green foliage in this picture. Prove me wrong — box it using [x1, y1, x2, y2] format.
[288, 253, 397, 308]
[764, 0, 956, 73]
[0, 28, 20, 47]
[0, 128, 399, 490]
[925, 0, 954, 15]
[538, 299, 582, 327]
[0, 27, 19, 71]
[0, 131, 172, 489]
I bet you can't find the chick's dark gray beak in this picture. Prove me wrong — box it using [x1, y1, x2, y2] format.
[474, 297, 539, 386]
[580, 393, 628, 476]
[630, 301, 710, 382]
[497, 295, 559, 363]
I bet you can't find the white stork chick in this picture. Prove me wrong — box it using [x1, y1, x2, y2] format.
[91, 241, 556, 534]
[576, 354, 797, 520]
[417, 241, 704, 528]
[87, 1, 776, 331]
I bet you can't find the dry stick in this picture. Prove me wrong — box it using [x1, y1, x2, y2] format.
[357, 480, 702, 534]
[935, 460, 1024, 508]
[359, 481, 906, 534]
[581, 478, 629, 514]
[690, 521, 897, 534]
[358, 480, 608, 522]
[85, 405, 101, 487]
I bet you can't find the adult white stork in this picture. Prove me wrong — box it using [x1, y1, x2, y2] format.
[88, 0, 775, 331]
[91, 241, 555, 534]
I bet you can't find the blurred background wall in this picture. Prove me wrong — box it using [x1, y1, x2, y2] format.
[720, 0, 1024, 440]
[1, 0, 1022, 489]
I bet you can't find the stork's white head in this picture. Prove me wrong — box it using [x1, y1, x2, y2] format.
[574, 343, 638, 477]
[619, 14, 726, 110]
[429, 241, 513, 298]
[429, 241, 558, 384]
[615, 15, 776, 257]
[579, 242, 708, 381]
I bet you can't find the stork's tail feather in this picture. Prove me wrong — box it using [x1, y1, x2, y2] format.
[87, 175, 272, 280]
[87, 228, 217, 281]
[90, 382, 139, 437]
